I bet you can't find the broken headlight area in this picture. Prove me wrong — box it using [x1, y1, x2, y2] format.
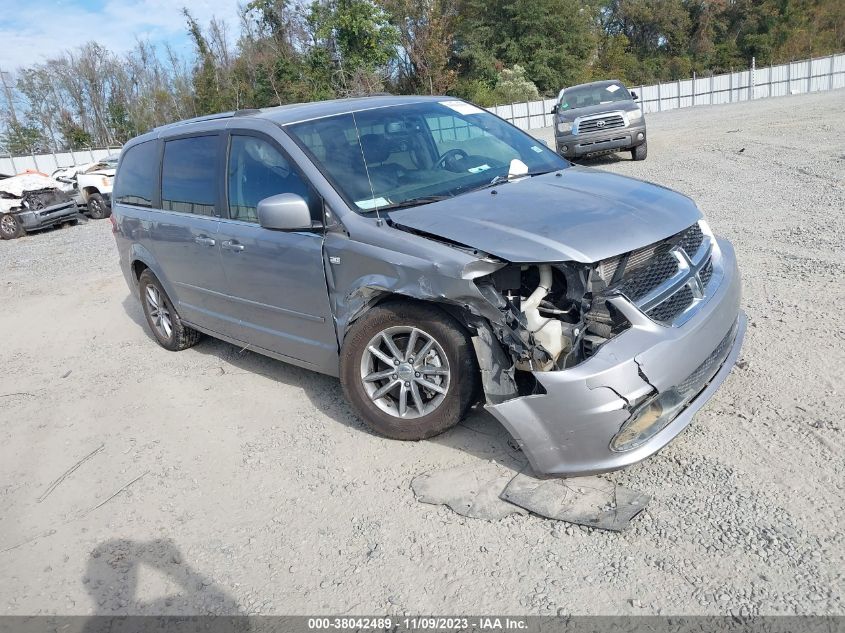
[475, 260, 631, 375]
[610, 318, 739, 452]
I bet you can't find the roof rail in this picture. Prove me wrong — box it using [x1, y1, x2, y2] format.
[152, 108, 265, 133]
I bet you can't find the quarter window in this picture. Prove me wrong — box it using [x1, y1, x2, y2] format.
[227, 135, 314, 223]
[113, 140, 157, 208]
[161, 135, 218, 216]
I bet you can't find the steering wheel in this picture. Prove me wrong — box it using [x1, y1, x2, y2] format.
[434, 148, 469, 170]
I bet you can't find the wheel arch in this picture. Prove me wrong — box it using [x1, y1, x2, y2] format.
[127, 244, 179, 302]
[341, 290, 480, 346]
[80, 186, 100, 202]
[339, 290, 487, 402]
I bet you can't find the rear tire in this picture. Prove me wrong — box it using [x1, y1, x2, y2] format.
[632, 142, 648, 161]
[138, 270, 202, 351]
[340, 301, 478, 440]
[87, 193, 110, 220]
[0, 213, 24, 240]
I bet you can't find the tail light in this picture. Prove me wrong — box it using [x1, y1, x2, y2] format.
[109, 213, 118, 234]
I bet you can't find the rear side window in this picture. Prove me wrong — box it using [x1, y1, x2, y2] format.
[161, 135, 218, 216]
[113, 140, 157, 208]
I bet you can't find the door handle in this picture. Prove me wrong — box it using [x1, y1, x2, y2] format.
[194, 236, 216, 247]
[222, 240, 245, 252]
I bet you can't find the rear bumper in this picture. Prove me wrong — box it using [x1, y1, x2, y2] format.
[557, 124, 646, 158]
[17, 202, 79, 231]
[486, 237, 744, 477]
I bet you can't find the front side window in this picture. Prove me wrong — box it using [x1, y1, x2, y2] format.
[227, 135, 314, 223]
[113, 141, 157, 208]
[287, 101, 568, 213]
[161, 135, 218, 216]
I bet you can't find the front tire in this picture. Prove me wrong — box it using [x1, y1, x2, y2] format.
[0, 213, 24, 240]
[87, 193, 110, 219]
[138, 270, 202, 351]
[632, 141, 648, 161]
[340, 301, 479, 440]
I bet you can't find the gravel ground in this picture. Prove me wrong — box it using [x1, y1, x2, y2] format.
[1, 90, 843, 617]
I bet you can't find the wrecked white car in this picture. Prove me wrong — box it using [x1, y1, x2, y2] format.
[76, 153, 118, 219]
[0, 173, 80, 240]
[112, 96, 744, 476]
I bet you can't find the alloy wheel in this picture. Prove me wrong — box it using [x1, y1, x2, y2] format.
[145, 284, 173, 340]
[360, 325, 451, 419]
[1, 214, 19, 237]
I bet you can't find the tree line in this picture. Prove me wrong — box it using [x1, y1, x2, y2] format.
[2, 0, 842, 154]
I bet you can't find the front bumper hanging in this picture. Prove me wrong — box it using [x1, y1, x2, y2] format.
[487, 238, 745, 477]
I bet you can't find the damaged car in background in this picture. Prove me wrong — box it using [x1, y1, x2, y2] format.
[112, 96, 745, 477]
[52, 152, 119, 220]
[1, 172, 80, 240]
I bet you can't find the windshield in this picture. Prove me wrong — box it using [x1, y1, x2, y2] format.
[559, 83, 631, 111]
[286, 101, 568, 212]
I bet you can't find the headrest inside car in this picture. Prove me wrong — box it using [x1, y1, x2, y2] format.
[359, 134, 391, 164]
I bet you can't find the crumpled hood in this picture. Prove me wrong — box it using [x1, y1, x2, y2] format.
[389, 167, 702, 263]
[0, 173, 61, 198]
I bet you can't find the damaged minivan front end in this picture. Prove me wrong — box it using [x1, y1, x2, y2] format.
[326, 208, 745, 478]
[379, 171, 744, 476]
[372, 227, 747, 476]
[281, 97, 744, 477]
[468, 223, 744, 476]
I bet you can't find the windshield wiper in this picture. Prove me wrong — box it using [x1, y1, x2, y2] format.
[466, 169, 560, 194]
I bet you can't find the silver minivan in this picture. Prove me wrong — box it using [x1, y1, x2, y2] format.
[112, 95, 744, 477]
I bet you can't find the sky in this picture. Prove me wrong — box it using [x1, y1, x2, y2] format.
[0, 0, 242, 72]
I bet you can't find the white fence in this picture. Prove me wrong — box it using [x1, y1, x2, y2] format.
[1, 52, 842, 172]
[0, 147, 121, 178]
[487, 53, 845, 130]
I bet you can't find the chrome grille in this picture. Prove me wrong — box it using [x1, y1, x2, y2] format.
[678, 223, 704, 255]
[596, 223, 703, 284]
[699, 260, 714, 288]
[595, 221, 717, 326]
[597, 244, 658, 281]
[577, 114, 625, 134]
[647, 285, 693, 322]
[616, 252, 679, 301]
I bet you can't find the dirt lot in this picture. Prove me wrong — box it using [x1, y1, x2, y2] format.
[1, 90, 843, 617]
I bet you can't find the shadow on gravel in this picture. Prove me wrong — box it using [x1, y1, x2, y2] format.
[570, 153, 628, 167]
[119, 291, 524, 469]
[431, 408, 528, 473]
[121, 293, 160, 345]
[80, 538, 248, 628]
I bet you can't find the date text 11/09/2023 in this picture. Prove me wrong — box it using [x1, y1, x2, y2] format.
[307, 617, 529, 630]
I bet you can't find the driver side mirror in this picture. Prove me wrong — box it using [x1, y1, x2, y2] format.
[550, 104, 559, 115]
[630, 91, 639, 101]
[258, 193, 314, 231]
